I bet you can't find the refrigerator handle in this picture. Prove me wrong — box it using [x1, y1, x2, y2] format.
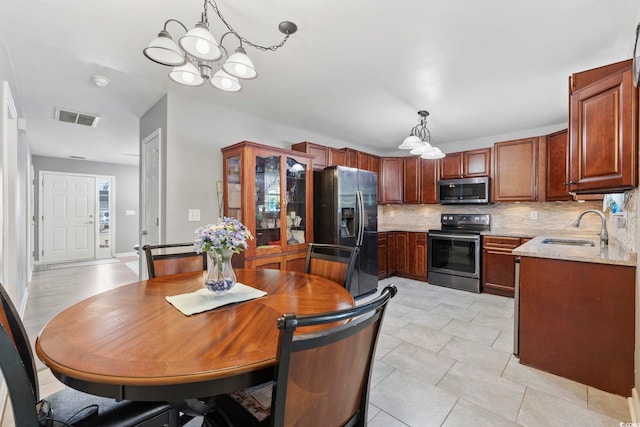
[356, 190, 364, 246]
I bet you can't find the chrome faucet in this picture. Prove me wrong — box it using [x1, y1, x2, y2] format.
[571, 209, 608, 247]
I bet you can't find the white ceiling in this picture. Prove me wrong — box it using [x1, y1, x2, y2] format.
[1, 0, 639, 166]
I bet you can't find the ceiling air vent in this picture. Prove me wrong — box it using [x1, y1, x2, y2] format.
[54, 108, 100, 127]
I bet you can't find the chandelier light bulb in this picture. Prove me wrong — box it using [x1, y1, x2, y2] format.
[211, 69, 242, 92]
[169, 61, 204, 86]
[195, 39, 211, 55]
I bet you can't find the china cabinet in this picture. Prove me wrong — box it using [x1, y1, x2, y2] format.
[222, 141, 313, 272]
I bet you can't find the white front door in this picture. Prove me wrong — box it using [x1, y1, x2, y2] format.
[41, 172, 96, 262]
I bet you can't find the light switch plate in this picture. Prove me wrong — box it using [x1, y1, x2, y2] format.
[530, 211, 538, 220]
[188, 209, 201, 221]
[125, 210, 136, 216]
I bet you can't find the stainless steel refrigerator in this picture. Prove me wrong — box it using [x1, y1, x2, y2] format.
[314, 166, 378, 297]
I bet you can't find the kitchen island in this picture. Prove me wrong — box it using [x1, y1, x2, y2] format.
[513, 237, 636, 396]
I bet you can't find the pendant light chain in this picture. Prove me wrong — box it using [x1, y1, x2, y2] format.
[207, 0, 292, 51]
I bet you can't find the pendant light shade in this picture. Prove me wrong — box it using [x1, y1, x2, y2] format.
[399, 135, 423, 150]
[178, 22, 222, 61]
[210, 69, 242, 92]
[420, 147, 445, 159]
[222, 46, 257, 79]
[143, 31, 186, 66]
[169, 61, 205, 86]
[399, 110, 445, 158]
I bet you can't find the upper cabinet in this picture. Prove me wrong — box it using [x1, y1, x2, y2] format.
[291, 141, 328, 171]
[222, 141, 314, 272]
[545, 129, 572, 201]
[493, 137, 543, 202]
[402, 156, 438, 204]
[380, 157, 403, 204]
[439, 148, 491, 179]
[568, 59, 638, 193]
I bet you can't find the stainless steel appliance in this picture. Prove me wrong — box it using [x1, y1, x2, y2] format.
[437, 177, 491, 204]
[314, 166, 378, 298]
[427, 214, 491, 293]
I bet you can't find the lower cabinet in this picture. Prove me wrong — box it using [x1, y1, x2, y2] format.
[519, 256, 634, 396]
[378, 231, 428, 282]
[482, 236, 526, 298]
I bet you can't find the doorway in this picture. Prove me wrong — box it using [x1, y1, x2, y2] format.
[39, 171, 115, 263]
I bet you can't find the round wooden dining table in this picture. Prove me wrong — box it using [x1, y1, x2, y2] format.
[35, 268, 354, 401]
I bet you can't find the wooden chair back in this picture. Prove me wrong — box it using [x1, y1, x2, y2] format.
[271, 284, 397, 427]
[142, 243, 207, 278]
[304, 243, 359, 290]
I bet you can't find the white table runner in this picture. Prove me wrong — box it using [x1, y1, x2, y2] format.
[166, 283, 267, 316]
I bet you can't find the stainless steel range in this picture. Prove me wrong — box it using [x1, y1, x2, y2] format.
[427, 214, 490, 293]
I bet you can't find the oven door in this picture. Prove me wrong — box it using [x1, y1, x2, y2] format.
[428, 231, 481, 293]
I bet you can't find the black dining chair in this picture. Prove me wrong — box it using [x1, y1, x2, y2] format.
[304, 243, 359, 291]
[142, 243, 207, 279]
[0, 282, 180, 427]
[215, 284, 398, 427]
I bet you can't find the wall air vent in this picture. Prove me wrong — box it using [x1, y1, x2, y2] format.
[54, 108, 100, 127]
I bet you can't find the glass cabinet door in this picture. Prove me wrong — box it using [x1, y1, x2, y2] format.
[255, 154, 281, 249]
[284, 156, 307, 248]
[226, 155, 242, 221]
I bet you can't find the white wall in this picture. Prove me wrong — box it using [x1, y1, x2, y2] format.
[162, 92, 357, 243]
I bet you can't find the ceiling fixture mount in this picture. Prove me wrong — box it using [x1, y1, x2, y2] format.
[398, 110, 445, 159]
[143, 0, 297, 92]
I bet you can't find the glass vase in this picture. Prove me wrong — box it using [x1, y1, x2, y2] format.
[205, 251, 236, 294]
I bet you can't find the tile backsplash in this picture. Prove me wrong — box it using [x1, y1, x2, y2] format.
[379, 188, 637, 253]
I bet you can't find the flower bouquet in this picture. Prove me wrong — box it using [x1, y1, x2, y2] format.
[194, 217, 253, 293]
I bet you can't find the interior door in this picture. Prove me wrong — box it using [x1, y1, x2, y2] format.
[140, 129, 162, 278]
[41, 172, 96, 262]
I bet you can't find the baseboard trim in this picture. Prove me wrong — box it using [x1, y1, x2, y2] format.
[629, 388, 640, 422]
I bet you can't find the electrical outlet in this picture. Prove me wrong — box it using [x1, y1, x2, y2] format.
[188, 209, 201, 221]
[530, 211, 538, 220]
[389, 211, 395, 218]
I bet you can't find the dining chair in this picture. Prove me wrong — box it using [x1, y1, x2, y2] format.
[0, 282, 180, 427]
[304, 243, 359, 291]
[215, 284, 398, 427]
[142, 243, 207, 279]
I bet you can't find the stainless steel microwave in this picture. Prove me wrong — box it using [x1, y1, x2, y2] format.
[437, 177, 491, 204]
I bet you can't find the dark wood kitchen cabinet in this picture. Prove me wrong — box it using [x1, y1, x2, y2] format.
[403, 156, 421, 204]
[378, 232, 388, 279]
[545, 129, 572, 201]
[568, 59, 638, 193]
[291, 141, 328, 171]
[482, 235, 524, 297]
[387, 231, 397, 276]
[380, 157, 404, 204]
[409, 232, 427, 279]
[379, 231, 428, 281]
[439, 148, 491, 179]
[493, 137, 543, 202]
[519, 256, 635, 396]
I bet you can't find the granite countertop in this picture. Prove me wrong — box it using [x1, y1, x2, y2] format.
[512, 235, 636, 267]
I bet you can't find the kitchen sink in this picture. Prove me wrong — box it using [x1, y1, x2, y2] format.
[540, 238, 595, 247]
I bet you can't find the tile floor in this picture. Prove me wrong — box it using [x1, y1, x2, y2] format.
[367, 277, 631, 426]
[1, 260, 633, 426]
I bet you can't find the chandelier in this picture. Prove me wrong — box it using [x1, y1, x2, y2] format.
[143, 0, 297, 92]
[398, 110, 445, 159]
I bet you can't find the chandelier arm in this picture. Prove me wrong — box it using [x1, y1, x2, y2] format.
[163, 18, 189, 33]
[206, 0, 293, 51]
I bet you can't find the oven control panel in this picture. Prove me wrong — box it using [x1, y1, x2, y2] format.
[440, 213, 491, 229]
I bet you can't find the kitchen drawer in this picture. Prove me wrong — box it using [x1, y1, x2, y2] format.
[483, 236, 521, 249]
